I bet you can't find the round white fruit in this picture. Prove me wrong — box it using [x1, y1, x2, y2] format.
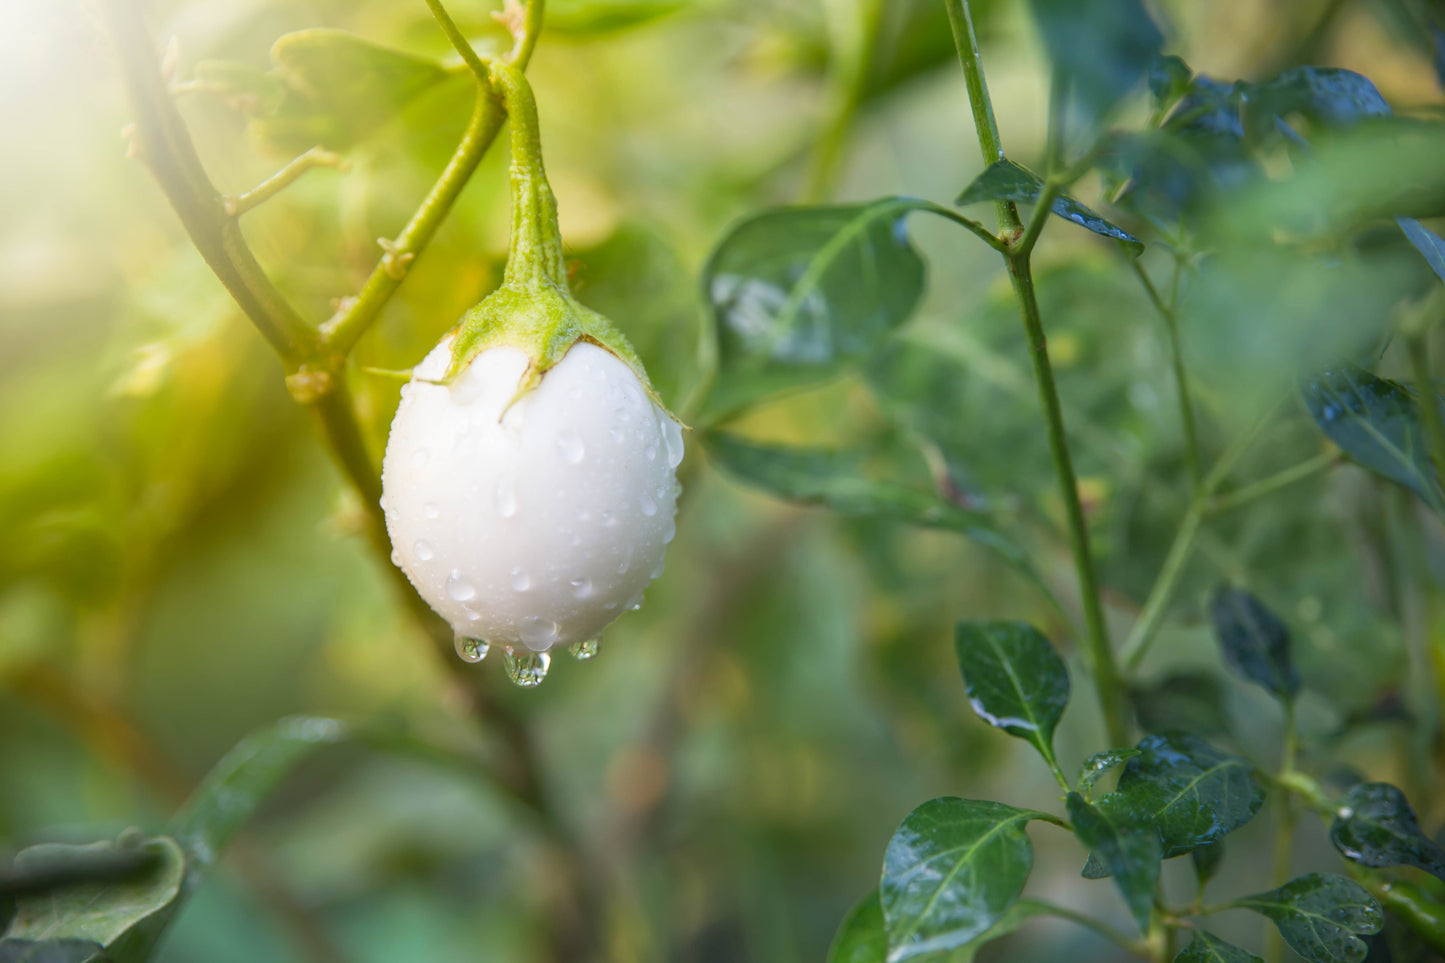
[380, 340, 683, 652]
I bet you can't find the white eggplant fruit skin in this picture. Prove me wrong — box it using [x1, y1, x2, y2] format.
[381, 340, 683, 652]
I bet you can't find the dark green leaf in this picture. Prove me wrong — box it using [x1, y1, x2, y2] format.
[1132, 673, 1230, 736]
[1247, 67, 1391, 131]
[954, 620, 1069, 767]
[1331, 783, 1445, 881]
[1148, 54, 1193, 108]
[704, 433, 1050, 599]
[0, 941, 106, 963]
[1115, 732, 1265, 858]
[956, 159, 1142, 251]
[700, 198, 929, 420]
[1398, 218, 1445, 284]
[1079, 748, 1142, 798]
[114, 718, 349, 961]
[1304, 365, 1445, 513]
[5, 836, 182, 950]
[1235, 873, 1383, 963]
[1028, 0, 1164, 126]
[1174, 930, 1264, 963]
[1192, 841, 1226, 888]
[1210, 587, 1301, 701]
[881, 798, 1048, 960]
[829, 890, 885, 963]
[1066, 792, 1161, 932]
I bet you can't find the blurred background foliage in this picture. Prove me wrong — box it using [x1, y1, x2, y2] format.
[3, 0, 1445, 961]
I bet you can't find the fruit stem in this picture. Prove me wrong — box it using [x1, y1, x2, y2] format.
[488, 60, 571, 293]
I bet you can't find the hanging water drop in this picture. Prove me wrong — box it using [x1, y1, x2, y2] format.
[504, 647, 551, 687]
[663, 419, 685, 469]
[568, 638, 600, 661]
[454, 634, 490, 664]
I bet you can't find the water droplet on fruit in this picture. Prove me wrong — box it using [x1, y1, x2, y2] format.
[570, 577, 593, 599]
[414, 540, 434, 561]
[628, 594, 644, 611]
[576, 508, 590, 522]
[556, 430, 585, 463]
[640, 490, 657, 516]
[609, 426, 625, 443]
[511, 567, 531, 591]
[455, 634, 490, 663]
[446, 571, 476, 602]
[495, 479, 518, 517]
[423, 502, 440, 519]
[568, 638, 600, 661]
[519, 616, 559, 648]
[390, 549, 402, 566]
[645, 443, 658, 461]
[601, 511, 617, 527]
[651, 559, 665, 579]
[663, 420, 685, 468]
[504, 647, 550, 687]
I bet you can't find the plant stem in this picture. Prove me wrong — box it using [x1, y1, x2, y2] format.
[1024, 899, 1149, 956]
[943, 0, 1021, 234]
[225, 147, 343, 217]
[1209, 450, 1338, 514]
[1010, 259, 1128, 747]
[1266, 701, 1299, 963]
[1130, 257, 1203, 492]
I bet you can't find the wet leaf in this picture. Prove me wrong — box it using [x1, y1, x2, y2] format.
[1330, 783, 1445, 881]
[700, 199, 930, 420]
[5, 836, 182, 952]
[1175, 930, 1264, 963]
[828, 889, 885, 963]
[1398, 218, 1445, 284]
[881, 798, 1049, 961]
[956, 159, 1142, 251]
[1079, 748, 1142, 798]
[1304, 365, 1445, 513]
[1234, 873, 1383, 963]
[1114, 732, 1265, 858]
[954, 620, 1070, 768]
[1067, 792, 1160, 932]
[1027, 0, 1164, 127]
[1247, 67, 1391, 131]
[704, 433, 1050, 599]
[1210, 587, 1301, 701]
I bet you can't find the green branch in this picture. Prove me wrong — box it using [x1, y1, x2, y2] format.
[943, 0, 1021, 235]
[1130, 257, 1203, 492]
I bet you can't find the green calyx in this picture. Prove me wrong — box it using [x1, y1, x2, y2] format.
[443, 59, 666, 414]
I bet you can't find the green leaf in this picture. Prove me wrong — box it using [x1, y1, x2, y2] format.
[1399, 217, 1445, 284]
[1027, 0, 1164, 126]
[1066, 792, 1160, 933]
[208, 30, 450, 153]
[1304, 365, 1445, 513]
[0, 941, 107, 963]
[5, 836, 182, 950]
[829, 890, 885, 963]
[881, 798, 1047, 961]
[703, 433, 1050, 600]
[1330, 782, 1445, 881]
[1209, 587, 1301, 701]
[956, 160, 1142, 252]
[700, 198, 929, 420]
[546, 0, 687, 33]
[114, 717, 349, 960]
[1234, 873, 1383, 963]
[1079, 748, 1142, 798]
[1192, 840, 1226, 889]
[1247, 67, 1391, 131]
[1131, 673, 1229, 736]
[1174, 930, 1264, 963]
[1114, 732, 1265, 858]
[954, 620, 1070, 768]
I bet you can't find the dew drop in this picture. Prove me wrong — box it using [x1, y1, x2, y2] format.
[390, 549, 402, 566]
[494, 479, 518, 518]
[511, 567, 531, 591]
[454, 634, 490, 664]
[663, 420, 685, 468]
[601, 511, 617, 528]
[645, 443, 658, 461]
[651, 559, 665, 579]
[556, 430, 585, 464]
[640, 490, 658, 516]
[569, 577, 594, 600]
[609, 426, 625, 443]
[519, 616, 559, 648]
[628, 594, 644, 611]
[446, 571, 477, 602]
[568, 638, 601, 661]
[663, 515, 677, 543]
[423, 502, 440, 519]
[414, 540, 434, 561]
[504, 647, 551, 687]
